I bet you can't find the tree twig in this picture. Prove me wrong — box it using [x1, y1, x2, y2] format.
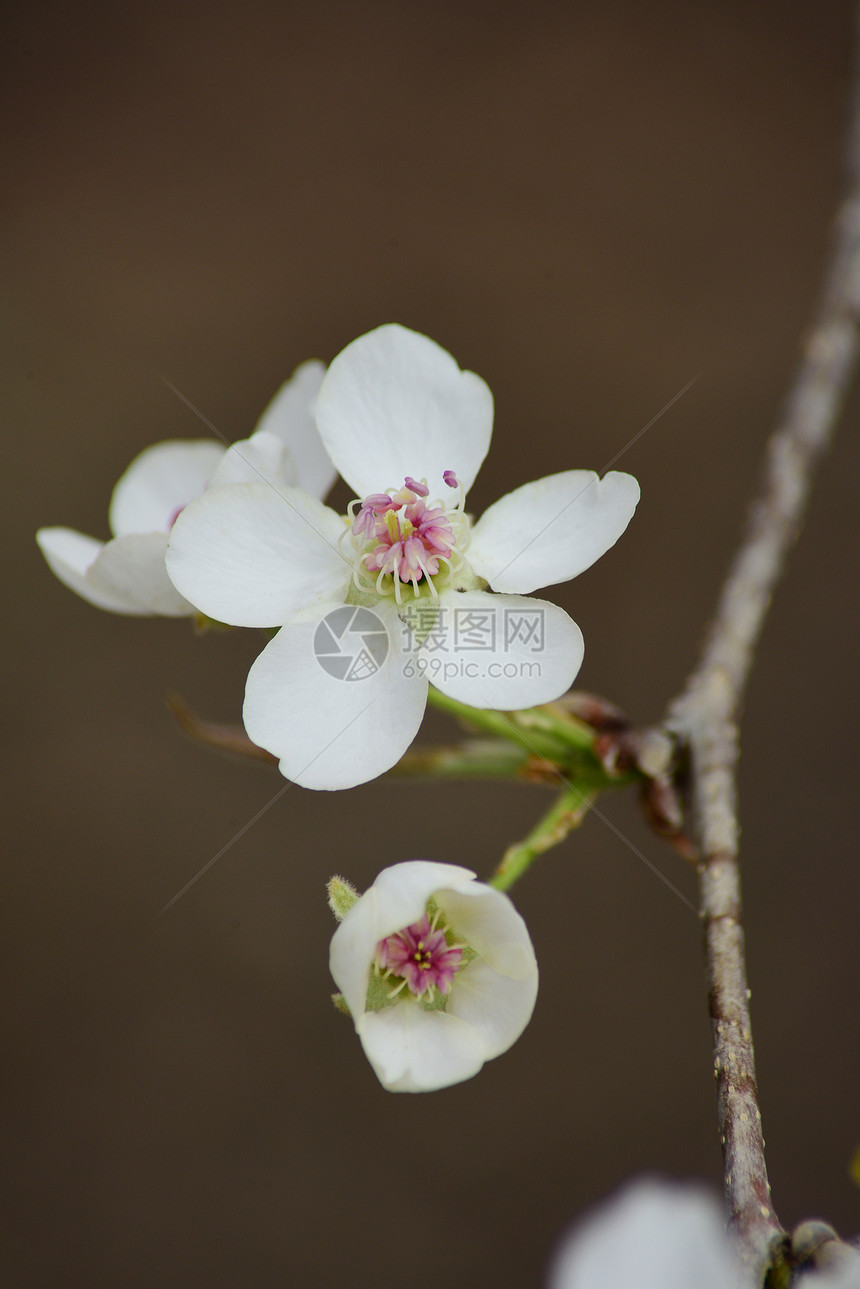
[665, 13, 860, 1282]
[166, 692, 277, 763]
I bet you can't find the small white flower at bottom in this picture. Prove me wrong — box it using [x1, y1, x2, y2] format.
[547, 1179, 743, 1289]
[329, 861, 538, 1093]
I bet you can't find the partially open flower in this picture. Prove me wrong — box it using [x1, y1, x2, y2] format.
[37, 361, 333, 615]
[329, 861, 538, 1093]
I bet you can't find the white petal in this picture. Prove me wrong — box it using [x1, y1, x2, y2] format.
[166, 483, 348, 626]
[315, 324, 493, 499]
[330, 860, 478, 1022]
[435, 883, 537, 980]
[548, 1180, 741, 1289]
[36, 527, 144, 614]
[208, 431, 298, 490]
[242, 599, 429, 789]
[86, 533, 193, 615]
[445, 959, 538, 1059]
[252, 360, 336, 499]
[438, 884, 538, 1056]
[469, 470, 640, 594]
[806, 1256, 860, 1289]
[356, 1006, 488, 1092]
[108, 440, 225, 537]
[424, 590, 584, 707]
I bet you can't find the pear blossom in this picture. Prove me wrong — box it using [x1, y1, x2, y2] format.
[548, 1179, 742, 1289]
[548, 1179, 860, 1289]
[36, 361, 333, 615]
[165, 324, 640, 789]
[329, 861, 538, 1092]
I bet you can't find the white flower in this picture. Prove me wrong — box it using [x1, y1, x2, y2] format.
[165, 324, 640, 789]
[329, 861, 538, 1093]
[549, 1180, 860, 1289]
[36, 361, 333, 615]
[548, 1179, 743, 1289]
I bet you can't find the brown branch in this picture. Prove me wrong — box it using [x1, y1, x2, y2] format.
[665, 14, 860, 1283]
[166, 693, 277, 763]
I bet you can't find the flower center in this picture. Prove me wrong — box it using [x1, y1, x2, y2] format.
[375, 910, 464, 1002]
[341, 472, 469, 603]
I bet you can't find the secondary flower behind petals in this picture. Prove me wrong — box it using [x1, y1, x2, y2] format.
[37, 361, 331, 616]
[37, 441, 224, 616]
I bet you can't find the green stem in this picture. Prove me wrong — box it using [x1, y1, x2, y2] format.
[426, 687, 596, 764]
[488, 783, 598, 892]
[515, 699, 598, 752]
[390, 740, 535, 780]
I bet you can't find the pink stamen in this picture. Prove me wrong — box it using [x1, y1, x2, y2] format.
[345, 472, 465, 597]
[377, 913, 463, 998]
[403, 535, 424, 572]
[351, 508, 377, 538]
[358, 486, 455, 588]
[351, 492, 397, 537]
[443, 470, 459, 489]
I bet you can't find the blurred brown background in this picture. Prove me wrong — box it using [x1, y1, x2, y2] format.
[4, 1, 859, 1285]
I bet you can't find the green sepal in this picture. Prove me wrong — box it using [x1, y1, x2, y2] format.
[327, 876, 361, 922]
[365, 971, 396, 1013]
